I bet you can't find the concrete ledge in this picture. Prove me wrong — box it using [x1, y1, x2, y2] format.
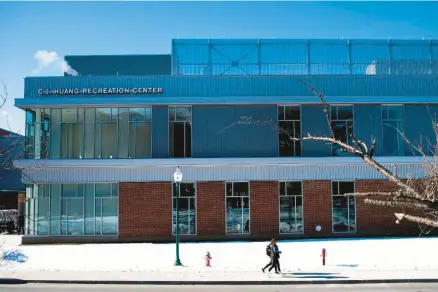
[2, 279, 438, 285]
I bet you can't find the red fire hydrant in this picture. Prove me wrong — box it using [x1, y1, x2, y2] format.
[205, 252, 212, 267]
[321, 248, 327, 266]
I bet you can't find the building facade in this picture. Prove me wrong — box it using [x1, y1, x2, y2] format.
[0, 129, 25, 211]
[14, 39, 438, 244]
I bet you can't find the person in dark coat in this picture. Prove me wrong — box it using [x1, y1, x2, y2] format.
[268, 240, 282, 273]
[262, 238, 281, 274]
[17, 212, 25, 235]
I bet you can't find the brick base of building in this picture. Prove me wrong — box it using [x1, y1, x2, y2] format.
[116, 180, 425, 242]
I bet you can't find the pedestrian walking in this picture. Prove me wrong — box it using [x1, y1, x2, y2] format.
[268, 239, 282, 273]
[262, 238, 282, 274]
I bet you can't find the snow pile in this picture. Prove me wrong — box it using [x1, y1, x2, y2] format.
[2, 237, 438, 273]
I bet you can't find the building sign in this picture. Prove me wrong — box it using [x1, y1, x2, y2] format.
[38, 87, 163, 96]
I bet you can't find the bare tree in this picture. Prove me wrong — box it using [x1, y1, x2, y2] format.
[220, 79, 438, 231]
[0, 81, 22, 167]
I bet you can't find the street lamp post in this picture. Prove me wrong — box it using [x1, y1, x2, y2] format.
[173, 166, 183, 266]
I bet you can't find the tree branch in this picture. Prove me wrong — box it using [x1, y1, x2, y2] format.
[395, 213, 438, 227]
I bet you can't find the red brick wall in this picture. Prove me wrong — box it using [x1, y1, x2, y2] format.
[355, 180, 420, 235]
[303, 180, 332, 237]
[197, 182, 225, 236]
[250, 181, 279, 236]
[119, 182, 172, 238]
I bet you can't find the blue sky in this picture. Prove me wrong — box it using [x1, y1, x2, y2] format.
[0, 1, 437, 133]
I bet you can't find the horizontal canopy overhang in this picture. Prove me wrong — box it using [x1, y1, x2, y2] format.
[14, 96, 438, 109]
[15, 156, 427, 184]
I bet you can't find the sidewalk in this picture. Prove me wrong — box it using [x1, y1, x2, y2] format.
[1, 270, 438, 285]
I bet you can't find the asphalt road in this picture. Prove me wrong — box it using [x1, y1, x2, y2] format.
[0, 284, 438, 292]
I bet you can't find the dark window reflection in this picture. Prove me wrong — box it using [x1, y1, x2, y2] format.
[332, 181, 356, 233]
[226, 182, 250, 234]
[172, 182, 196, 235]
[279, 181, 303, 233]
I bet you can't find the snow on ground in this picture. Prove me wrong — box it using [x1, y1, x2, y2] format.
[1, 237, 438, 273]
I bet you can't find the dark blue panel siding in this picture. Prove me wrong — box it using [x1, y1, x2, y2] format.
[192, 105, 278, 158]
[300, 105, 331, 157]
[404, 105, 438, 156]
[152, 106, 169, 158]
[24, 75, 438, 99]
[354, 105, 383, 156]
[64, 55, 172, 76]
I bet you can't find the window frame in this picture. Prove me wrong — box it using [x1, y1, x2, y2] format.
[25, 183, 119, 236]
[225, 181, 251, 235]
[278, 181, 304, 234]
[171, 182, 197, 236]
[331, 180, 357, 234]
[277, 104, 302, 157]
[94, 108, 119, 159]
[127, 107, 153, 158]
[60, 108, 85, 159]
[168, 105, 192, 158]
[330, 104, 355, 157]
[94, 182, 119, 236]
[381, 104, 404, 156]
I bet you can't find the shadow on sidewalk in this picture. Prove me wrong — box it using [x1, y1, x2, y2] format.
[281, 272, 349, 279]
[0, 278, 27, 285]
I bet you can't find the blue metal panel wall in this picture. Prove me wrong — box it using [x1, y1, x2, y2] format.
[354, 105, 383, 156]
[301, 105, 331, 157]
[64, 55, 171, 76]
[192, 105, 278, 157]
[0, 136, 25, 191]
[23, 76, 438, 99]
[404, 105, 438, 156]
[152, 106, 169, 158]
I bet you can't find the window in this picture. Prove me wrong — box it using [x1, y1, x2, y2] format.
[128, 108, 152, 158]
[61, 109, 84, 159]
[25, 183, 119, 236]
[332, 181, 356, 233]
[381, 105, 404, 156]
[61, 184, 84, 235]
[95, 108, 118, 158]
[25, 109, 50, 159]
[226, 182, 250, 234]
[279, 181, 303, 233]
[172, 182, 196, 235]
[330, 105, 354, 156]
[94, 183, 119, 235]
[278, 105, 301, 156]
[169, 106, 192, 157]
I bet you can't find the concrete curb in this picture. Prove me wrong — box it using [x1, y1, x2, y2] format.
[2, 279, 438, 285]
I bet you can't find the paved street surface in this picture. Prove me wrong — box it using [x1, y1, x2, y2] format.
[0, 284, 438, 292]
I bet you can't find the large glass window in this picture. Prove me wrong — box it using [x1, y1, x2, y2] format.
[129, 108, 152, 158]
[330, 105, 354, 156]
[26, 107, 152, 159]
[169, 106, 192, 157]
[226, 182, 250, 234]
[24, 183, 118, 236]
[332, 181, 356, 233]
[61, 109, 84, 159]
[172, 182, 196, 235]
[381, 105, 404, 156]
[61, 184, 84, 235]
[95, 183, 119, 235]
[278, 105, 301, 156]
[25, 109, 50, 159]
[95, 108, 118, 159]
[279, 181, 303, 233]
